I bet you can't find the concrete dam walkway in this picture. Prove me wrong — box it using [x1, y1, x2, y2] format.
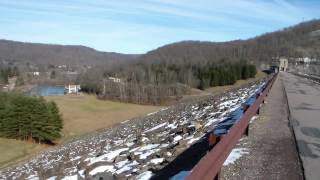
[282, 72, 320, 180]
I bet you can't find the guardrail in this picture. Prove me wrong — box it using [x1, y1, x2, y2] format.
[293, 72, 320, 83]
[186, 73, 278, 180]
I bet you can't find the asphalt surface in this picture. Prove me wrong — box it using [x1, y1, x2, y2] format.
[282, 72, 320, 180]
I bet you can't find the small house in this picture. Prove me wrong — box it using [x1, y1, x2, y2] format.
[65, 84, 81, 94]
[108, 77, 121, 83]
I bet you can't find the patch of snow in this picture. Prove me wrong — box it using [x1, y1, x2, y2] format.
[167, 123, 178, 129]
[160, 107, 168, 111]
[250, 115, 259, 123]
[187, 137, 201, 144]
[223, 148, 249, 166]
[115, 160, 139, 174]
[126, 142, 135, 147]
[121, 119, 130, 124]
[141, 137, 149, 142]
[143, 123, 167, 133]
[61, 175, 78, 180]
[46, 176, 57, 180]
[88, 148, 129, 165]
[136, 171, 153, 180]
[139, 149, 160, 159]
[160, 143, 169, 148]
[147, 111, 158, 116]
[204, 117, 225, 127]
[139, 144, 160, 151]
[150, 158, 164, 165]
[129, 146, 140, 152]
[173, 135, 182, 142]
[70, 156, 81, 161]
[115, 165, 132, 174]
[166, 151, 172, 157]
[27, 175, 39, 180]
[89, 165, 116, 176]
[78, 170, 85, 178]
[115, 160, 129, 168]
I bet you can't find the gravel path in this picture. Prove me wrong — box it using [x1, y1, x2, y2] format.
[221, 74, 303, 180]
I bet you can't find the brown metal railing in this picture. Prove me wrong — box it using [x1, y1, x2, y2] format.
[186, 74, 277, 180]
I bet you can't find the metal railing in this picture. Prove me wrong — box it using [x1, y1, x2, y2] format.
[186, 74, 277, 180]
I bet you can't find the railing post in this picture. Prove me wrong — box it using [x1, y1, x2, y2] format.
[209, 134, 221, 151]
[245, 125, 249, 136]
[214, 171, 220, 180]
[242, 103, 250, 112]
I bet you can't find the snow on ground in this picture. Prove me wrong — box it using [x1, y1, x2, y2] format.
[250, 115, 259, 123]
[223, 148, 249, 166]
[61, 175, 78, 180]
[136, 171, 153, 180]
[150, 158, 164, 165]
[0, 79, 267, 180]
[89, 165, 116, 176]
[144, 122, 167, 133]
[88, 147, 129, 165]
[187, 137, 201, 144]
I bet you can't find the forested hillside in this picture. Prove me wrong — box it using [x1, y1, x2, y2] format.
[0, 39, 138, 66]
[86, 20, 320, 104]
[140, 20, 320, 65]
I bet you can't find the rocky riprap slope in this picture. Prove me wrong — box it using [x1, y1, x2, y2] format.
[0, 79, 266, 180]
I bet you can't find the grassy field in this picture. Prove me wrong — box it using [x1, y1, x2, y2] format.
[45, 95, 162, 140]
[205, 71, 267, 95]
[0, 138, 47, 168]
[0, 95, 162, 168]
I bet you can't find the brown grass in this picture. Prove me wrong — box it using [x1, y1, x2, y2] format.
[45, 94, 163, 140]
[0, 95, 162, 168]
[0, 138, 47, 168]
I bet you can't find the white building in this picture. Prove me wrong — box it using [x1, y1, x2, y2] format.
[279, 58, 289, 71]
[65, 84, 81, 94]
[108, 77, 121, 83]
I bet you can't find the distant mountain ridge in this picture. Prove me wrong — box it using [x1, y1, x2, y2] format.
[0, 39, 139, 66]
[0, 19, 319, 68]
[139, 19, 320, 65]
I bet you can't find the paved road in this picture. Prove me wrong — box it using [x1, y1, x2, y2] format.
[282, 72, 320, 180]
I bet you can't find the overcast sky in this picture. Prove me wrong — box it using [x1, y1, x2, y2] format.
[0, 0, 319, 54]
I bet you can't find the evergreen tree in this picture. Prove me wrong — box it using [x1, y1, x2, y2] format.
[0, 92, 63, 143]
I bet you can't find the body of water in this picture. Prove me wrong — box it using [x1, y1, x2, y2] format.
[29, 86, 65, 96]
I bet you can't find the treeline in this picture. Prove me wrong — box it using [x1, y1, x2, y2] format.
[100, 82, 188, 105]
[120, 60, 256, 89]
[100, 60, 256, 104]
[196, 61, 256, 89]
[0, 66, 19, 83]
[0, 93, 62, 143]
